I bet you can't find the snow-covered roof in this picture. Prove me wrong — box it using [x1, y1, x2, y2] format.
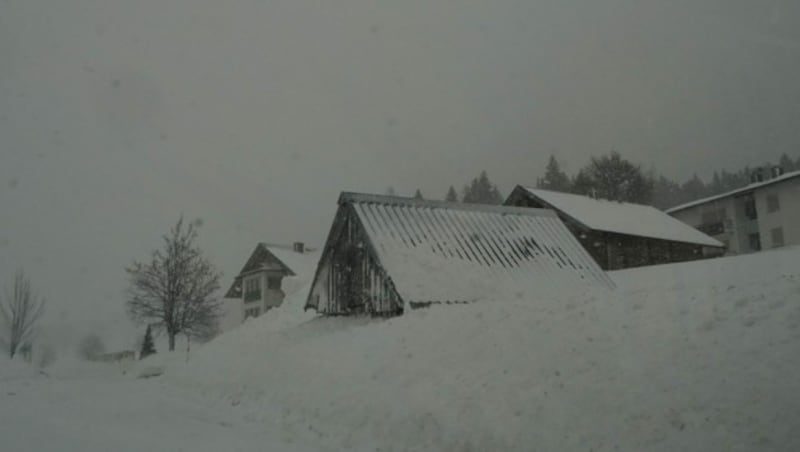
[514, 187, 723, 248]
[309, 193, 615, 309]
[261, 244, 321, 297]
[666, 170, 800, 214]
[224, 243, 319, 299]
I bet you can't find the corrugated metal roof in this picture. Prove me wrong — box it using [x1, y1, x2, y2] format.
[516, 187, 724, 248]
[337, 193, 615, 305]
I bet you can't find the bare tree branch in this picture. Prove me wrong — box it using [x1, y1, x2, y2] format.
[125, 216, 222, 351]
[1, 269, 46, 359]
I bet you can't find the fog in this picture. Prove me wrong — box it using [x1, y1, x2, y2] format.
[1, 0, 799, 346]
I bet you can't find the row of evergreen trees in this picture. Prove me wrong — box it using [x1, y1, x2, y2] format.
[393, 152, 799, 210]
[394, 170, 505, 205]
[537, 151, 800, 209]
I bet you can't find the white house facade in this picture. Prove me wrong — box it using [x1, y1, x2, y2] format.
[224, 242, 319, 322]
[667, 168, 800, 254]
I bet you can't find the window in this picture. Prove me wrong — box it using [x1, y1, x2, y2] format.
[244, 307, 260, 319]
[767, 194, 780, 213]
[267, 276, 282, 290]
[748, 233, 761, 252]
[743, 196, 758, 220]
[244, 277, 261, 302]
[771, 228, 784, 248]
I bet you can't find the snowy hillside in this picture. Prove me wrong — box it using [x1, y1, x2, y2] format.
[3, 247, 800, 451]
[164, 247, 800, 451]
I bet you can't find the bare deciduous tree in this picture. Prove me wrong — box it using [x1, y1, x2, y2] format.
[125, 217, 222, 351]
[0, 270, 46, 359]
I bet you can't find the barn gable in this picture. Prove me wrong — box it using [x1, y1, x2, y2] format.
[305, 193, 615, 316]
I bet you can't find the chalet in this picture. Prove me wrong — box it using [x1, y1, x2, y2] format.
[667, 168, 800, 254]
[225, 242, 319, 321]
[304, 192, 615, 316]
[504, 186, 725, 270]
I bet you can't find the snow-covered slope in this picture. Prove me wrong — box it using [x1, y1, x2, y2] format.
[157, 247, 800, 451]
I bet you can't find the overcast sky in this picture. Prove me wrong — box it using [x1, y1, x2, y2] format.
[1, 0, 799, 347]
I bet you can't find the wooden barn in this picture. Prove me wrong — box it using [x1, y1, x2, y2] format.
[304, 192, 615, 316]
[505, 186, 725, 271]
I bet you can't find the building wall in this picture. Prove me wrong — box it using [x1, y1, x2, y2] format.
[242, 271, 287, 320]
[581, 230, 704, 271]
[509, 191, 713, 270]
[670, 198, 738, 254]
[670, 176, 800, 255]
[263, 270, 287, 309]
[755, 176, 800, 249]
[307, 205, 402, 316]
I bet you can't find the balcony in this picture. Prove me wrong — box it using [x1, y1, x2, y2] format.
[244, 290, 262, 303]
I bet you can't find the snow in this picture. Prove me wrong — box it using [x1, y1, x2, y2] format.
[522, 187, 724, 247]
[218, 244, 320, 332]
[666, 169, 800, 214]
[2, 246, 800, 451]
[263, 244, 320, 298]
[346, 200, 614, 306]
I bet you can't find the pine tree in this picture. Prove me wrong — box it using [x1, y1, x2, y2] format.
[680, 173, 707, 204]
[571, 169, 594, 197]
[779, 153, 796, 172]
[571, 151, 654, 204]
[140, 325, 156, 360]
[462, 171, 503, 204]
[537, 155, 571, 192]
[444, 185, 459, 202]
[651, 175, 682, 210]
[413, 189, 424, 200]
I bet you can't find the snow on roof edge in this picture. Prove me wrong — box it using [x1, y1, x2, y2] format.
[339, 192, 557, 218]
[666, 170, 800, 214]
[519, 187, 724, 248]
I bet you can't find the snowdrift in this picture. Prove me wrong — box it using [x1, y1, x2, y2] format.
[161, 247, 800, 451]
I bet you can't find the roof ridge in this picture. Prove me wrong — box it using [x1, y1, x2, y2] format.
[523, 187, 656, 208]
[338, 192, 557, 217]
[667, 169, 800, 213]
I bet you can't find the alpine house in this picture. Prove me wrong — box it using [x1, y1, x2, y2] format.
[305, 193, 615, 316]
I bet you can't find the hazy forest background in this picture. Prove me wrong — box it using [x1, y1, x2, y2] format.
[409, 151, 800, 209]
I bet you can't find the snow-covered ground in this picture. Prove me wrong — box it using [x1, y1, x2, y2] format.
[2, 247, 800, 451]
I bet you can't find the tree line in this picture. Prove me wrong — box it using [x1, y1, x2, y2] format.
[404, 151, 800, 210]
[396, 170, 505, 205]
[536, 151, 800, 209]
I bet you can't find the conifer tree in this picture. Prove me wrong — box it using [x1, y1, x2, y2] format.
[140, 325, 156, 360]
[462, 171, 503, 204]
[537, 155, 572, 192]
[444, 185, 459, 202]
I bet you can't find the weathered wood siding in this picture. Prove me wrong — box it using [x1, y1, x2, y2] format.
[508, 192, 707, 271]
[309, 205, 402, 316]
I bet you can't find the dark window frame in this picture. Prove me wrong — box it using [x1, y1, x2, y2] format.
[267, 276, 282, 290]
[767, 194, 780, 213]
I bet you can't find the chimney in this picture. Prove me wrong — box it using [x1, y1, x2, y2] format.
[293, 242, 305, 253]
